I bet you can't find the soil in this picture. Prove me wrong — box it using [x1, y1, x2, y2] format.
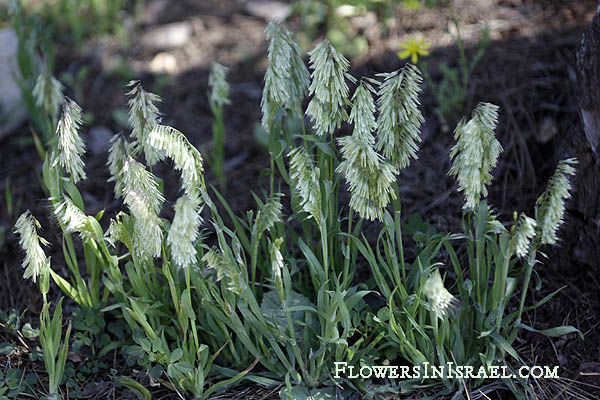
[1, 0, 599, 398]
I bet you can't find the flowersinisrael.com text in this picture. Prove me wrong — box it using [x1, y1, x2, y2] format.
[333, 361, 560, 380]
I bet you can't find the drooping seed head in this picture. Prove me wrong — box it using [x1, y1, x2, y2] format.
[288, 147, 322, 224]
[33, 70, 64, 123]
[168, 195, 202, 269]
[261, 22, 310, 131]
[148, 125, 205, 198]
[375, 64, 424, 169]
[422, 268, 455, 319]
[338, 79, 398, 221]
[255, 193, 283, 236]
[53, 197, 95, 241]
[208, 62, 231, 108]
[306, 40, 355, 137]
[14, 211, 50, 283]
[107, 134, 135, 197]
[125, 189, 163, 259]
[110, 151, 165, 259]
[202, 247, 242, 295]
[269, 237, 285, 303]
[511, 212, 537, 258]
[55, 98, 87, 183]
[337, 137, 398, 221]
[535, 158, 577, 245]
[127, 81, 163, 166]
[449, 102, 502, 211]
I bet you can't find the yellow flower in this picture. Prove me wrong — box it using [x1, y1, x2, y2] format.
[397, 38, 431, 64]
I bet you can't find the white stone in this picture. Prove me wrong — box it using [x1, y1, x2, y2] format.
[245, 1, 291, 22]
[0, 28, 27, 139]
[140, 21, 193, 50]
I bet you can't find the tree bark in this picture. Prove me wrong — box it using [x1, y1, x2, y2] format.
[559, 3, 600, 269]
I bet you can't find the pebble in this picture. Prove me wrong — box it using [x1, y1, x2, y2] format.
[0, 28, 27, 139]
[245, 1, 291, 22]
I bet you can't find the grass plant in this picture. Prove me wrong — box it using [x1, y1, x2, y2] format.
[11, 19, 581, 400]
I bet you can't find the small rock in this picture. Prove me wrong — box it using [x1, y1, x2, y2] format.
[535, 116, 558, 144]
[245, 1, 291, 22]
[140, 21, 193, 50]
[0, 28, 27, 139]
[87, 125, 113, 155]
[148, 52, 179, 74]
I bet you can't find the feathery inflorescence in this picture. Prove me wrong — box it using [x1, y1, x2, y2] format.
[202, 248, 242, 295]
[208, 62, 231, 108]
[127, 81, 163, 166]
[125, 189, 163, 259]
[53, 197, 94, 241]
[270, 237, 285, 302]
[535, 158, 577, 245]
[255, 194, 283, 236]
[33, 71, 64, 122]
[148, 125, 205, 198]
[306, 40, 355, 137]
[375, 64, 424, 170]
[512, 213, 537, 258]
[422, 268, 455, 319]
[337, 80, 398, 221]
[14, 211, 49, 283]
[107, 134, 136, 197]
[288, 147, 322, 224]
[107, 139, 165, 258]
[449, 102, 502, 211]
[168, 195, 202, 269]
[55, 98, 87, 183]
[261, 22, 310, 132]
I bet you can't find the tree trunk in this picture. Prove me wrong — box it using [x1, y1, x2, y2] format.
[558, 3, 600, 269]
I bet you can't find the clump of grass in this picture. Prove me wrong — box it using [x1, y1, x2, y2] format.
[12, 19, 581, 400]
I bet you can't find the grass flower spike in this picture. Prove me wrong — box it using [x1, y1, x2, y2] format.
[306, 40, 355, 137]
[33, 70, 64, 122]
[53, 197, 94, 240]
[120, 156, 164, 214]
[120, 157, 165, 259]
[398, 37, 431, 64]
[148, 125, 205, 198]
[208, 62, 231, 108]
[168, 195, 202, 269]
[125, 189, 163, 259]
[449, 102, 502, 210]
[423, 268, 454, 318]
[55, 98, 86, 183]
[127, 81, 163, 166]
[535, 158, 577, 245]
[511, 213, 537, 258]
[14, 211, 50, 283]
[270, 237, 285, 303]
[337, 80, 398, 221]
[107, 134, 136, 197]
[108, 144, 165, 258]
[202, 248, 242, 295]
[255, 194, 283, 235]
[288, 147, 322, 224]
[261, 22, 310, 131]
[376, 64, 424, 169]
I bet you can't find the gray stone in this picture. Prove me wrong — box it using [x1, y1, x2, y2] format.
[140, 21, 193, 50]
[0, 28, 27, 139]
[245, 1, 291, 22]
